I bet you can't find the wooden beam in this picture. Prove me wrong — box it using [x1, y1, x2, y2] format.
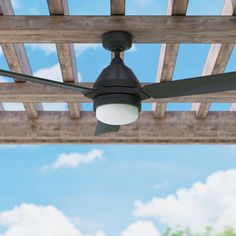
[0, 111, 236, 143]
[0, 0, 43, 118]
[192, 0, 236, 118]
[0, 16, 236, 43]
[153, 0, 189, 118]
[47, 0, 80, 118]
[110, 0, 125, 60]
[111, 0, 125, 15]
[1, 83, 236, 103]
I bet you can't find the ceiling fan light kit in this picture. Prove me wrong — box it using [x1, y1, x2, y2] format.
[1, 31, 236, 135]
[93, 31, 142, 125]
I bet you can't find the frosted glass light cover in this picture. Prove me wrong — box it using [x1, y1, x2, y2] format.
[96, 104, 139, 125]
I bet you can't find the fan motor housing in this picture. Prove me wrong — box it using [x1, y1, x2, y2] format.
[91, 31, 145, 112]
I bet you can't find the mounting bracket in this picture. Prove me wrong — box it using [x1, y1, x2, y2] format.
[102, 31, 133, 52]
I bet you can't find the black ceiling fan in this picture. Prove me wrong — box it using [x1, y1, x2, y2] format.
[0, 31, 236, 136]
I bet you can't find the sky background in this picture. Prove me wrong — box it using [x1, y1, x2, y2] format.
[0, 0, 236, 236]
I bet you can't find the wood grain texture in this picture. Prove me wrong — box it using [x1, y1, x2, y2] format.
[0, 16, 236, 43]
[47, 0, 69, 14]
[111, 0, 125, 15]
[111, 0, 125, 60]
[192, 0, 236, 118]
[154, 0, 189, 118]
[0, 111, 236, 143]
[1, 83, 236, 103]
[0, 0, 43, 118]
[47, 0, 80, 118]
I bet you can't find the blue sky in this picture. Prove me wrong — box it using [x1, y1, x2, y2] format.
[0, 1, 236, 236]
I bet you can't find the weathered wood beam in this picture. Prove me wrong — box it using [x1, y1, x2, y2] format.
[192, 0, 236, 118]
[0, 0, 43, 118]
[111, 0, 125, 15]
[0, 111, 236, 143]
[110, 0, 125, 60]
[0, 16, 236, 43]
[1, 83, 236, 103]
[47, 0, 80, 118]
[153, 0, 189, 118]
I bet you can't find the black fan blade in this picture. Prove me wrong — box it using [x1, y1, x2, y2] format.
[0, 69, 94, 95]
[141, 71, 236, 99]
[95, 121, 120, 136]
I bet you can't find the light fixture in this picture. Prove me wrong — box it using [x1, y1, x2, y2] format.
[93, 31, 141, 125]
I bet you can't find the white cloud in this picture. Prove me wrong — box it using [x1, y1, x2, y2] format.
[95, 231, 106, 236]
[74, 44, 100, 56]
[31, 44, 57, 55]
[121, 221, 160, 236]
[30, 43, 100, 57]
[42, 149, 104, 171]
[0, 203, 83, 236]
[2, 103, 25, 111]
[33, 63, 81, 111]
[0, 76, 13, 83]
[126, 44, 137, 53]
[34, 63, 63, 82]
[134, 169, 236, 232]
[34, 62, 81, 82]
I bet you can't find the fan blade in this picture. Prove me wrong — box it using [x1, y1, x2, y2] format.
[141, 71, 236, 99]
[0, 69, 94, 95]
[95, 121, 120, 136]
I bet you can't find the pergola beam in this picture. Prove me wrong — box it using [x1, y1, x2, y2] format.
[153, 0, 189, 118]
[0, 0, 43, 118]
[47, 0, 80, 118]
[110, 0, 125, 60]
[0, 16, 236, 43]
[110, 0, 125, 15]
[192, 0, 236, 118]
[1, 83, 236, 103]
[0, 111, 236, 143]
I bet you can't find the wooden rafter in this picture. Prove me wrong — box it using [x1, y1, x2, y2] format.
[111, 0, 125, 15]
[0, 111, 236, 144]
[47, 0, 80, 118]
[0, 16, 236, 43]
[153, 0, 189, 118]
[0, 0, 42, 118]
[192, 0, 236, 118]
[1, 83, 236, 103]
[110, 0, 125, 60]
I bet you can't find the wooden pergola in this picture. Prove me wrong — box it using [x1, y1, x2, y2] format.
[0, 0, 236, 144]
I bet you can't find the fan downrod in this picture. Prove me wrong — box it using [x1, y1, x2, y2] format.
[102, 31, 133, 52]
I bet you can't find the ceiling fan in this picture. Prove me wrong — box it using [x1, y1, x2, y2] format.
[0, 31, 236, 136]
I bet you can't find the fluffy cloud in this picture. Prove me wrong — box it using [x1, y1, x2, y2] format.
[33, 63, 81, 111]
[34, 62, 81, 82]
[74, 44, 101, 56]
[30, 44, 57, 56]
[33, 63, 63, 82]
[121, 221, 160, 236]
[0, 203, 83, 236]
[30, 44, 100, 57]
[134, 169, 236, 232]
[42, 149, 104, 170]
[95, 231, 106, 236]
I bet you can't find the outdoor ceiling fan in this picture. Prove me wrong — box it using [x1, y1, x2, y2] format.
[1, 31, 236, 136]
